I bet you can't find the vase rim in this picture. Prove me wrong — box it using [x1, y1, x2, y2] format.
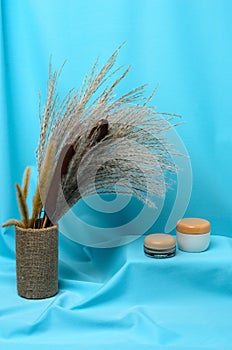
[15, 224, 58, 232]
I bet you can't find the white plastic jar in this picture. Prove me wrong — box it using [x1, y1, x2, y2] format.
[176, 218, 210, 253]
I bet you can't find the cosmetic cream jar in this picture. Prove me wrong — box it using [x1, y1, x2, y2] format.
[144, 234, 176, 258]
[176, 218, 210, 253]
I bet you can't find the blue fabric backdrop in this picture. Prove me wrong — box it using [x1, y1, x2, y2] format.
[1, 0, 232, 243]
[1, 1, 232, 348]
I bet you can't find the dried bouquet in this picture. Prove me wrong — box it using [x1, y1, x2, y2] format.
[2, 45, 178, 230]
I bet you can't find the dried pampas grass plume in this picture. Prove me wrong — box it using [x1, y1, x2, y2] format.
[2, 44, 180, 229]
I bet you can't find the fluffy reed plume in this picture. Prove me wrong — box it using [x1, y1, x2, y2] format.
[2, 45, 179, 229]
[22, 166, 31, 200]
[15, 183, 29, 228]
[31, 185, 42, 227]
[2, 219, 25, 228]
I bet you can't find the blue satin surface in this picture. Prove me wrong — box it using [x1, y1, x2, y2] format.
[0, 235, 232, 349]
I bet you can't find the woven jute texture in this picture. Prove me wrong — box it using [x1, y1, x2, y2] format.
[15, 225, 58, 299]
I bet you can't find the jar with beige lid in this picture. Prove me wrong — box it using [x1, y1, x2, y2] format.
[176, 218, 210, 252]
[144, 233, 176, 258]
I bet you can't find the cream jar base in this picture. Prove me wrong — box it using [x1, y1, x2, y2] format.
[176, 231, 210, 253]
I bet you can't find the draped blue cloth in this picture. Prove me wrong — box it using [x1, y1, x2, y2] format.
[1, 0, 232, 348]
[1, 235, 232, 349]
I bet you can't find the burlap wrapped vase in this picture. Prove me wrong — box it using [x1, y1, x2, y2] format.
[15, 224, 58, 299]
